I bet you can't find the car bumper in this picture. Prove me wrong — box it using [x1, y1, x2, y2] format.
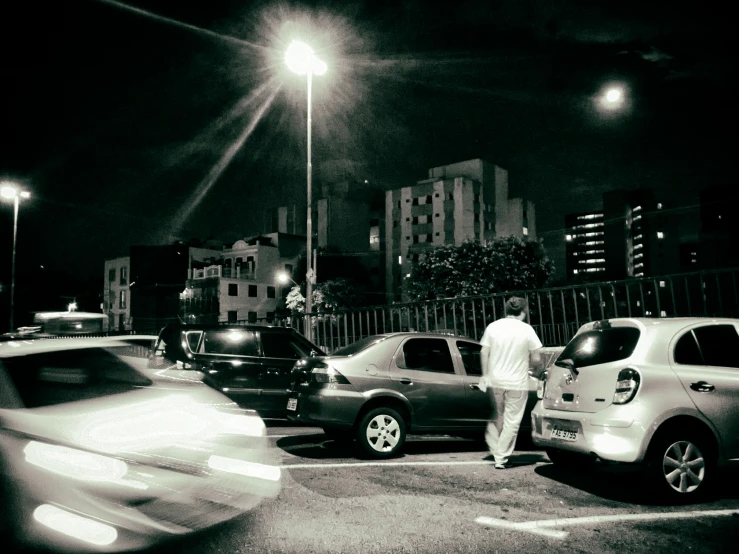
[286, 387, 365, 429]
[531, 404, 650, 463]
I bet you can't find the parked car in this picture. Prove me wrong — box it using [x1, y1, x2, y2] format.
[0, 336, 281, 552]
[149, 322, 325, 418]
[531, 317, 739, 501]
[286, 332, 554, 458]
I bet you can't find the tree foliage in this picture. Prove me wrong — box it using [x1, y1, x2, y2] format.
[284, 279, 365, 314]
[406, 237, 555, 301]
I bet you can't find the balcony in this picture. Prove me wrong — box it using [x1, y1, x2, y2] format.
[191, 265, 255, 281]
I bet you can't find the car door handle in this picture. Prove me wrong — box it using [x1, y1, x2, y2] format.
[690, 381, 715, 393]
[469, 384, 481, 390]
[398, 378, 413, 385]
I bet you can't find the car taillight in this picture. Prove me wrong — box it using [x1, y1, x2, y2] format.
[536, 371, 548, 400]
[613, 368, 640, 404]
[311, 363, 350, 385]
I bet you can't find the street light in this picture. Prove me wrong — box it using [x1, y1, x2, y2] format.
[285, 40, 326, 341]
[276, 271, 299, 287]
[1, 183, 31, 332]
[599, 85, 626, 111]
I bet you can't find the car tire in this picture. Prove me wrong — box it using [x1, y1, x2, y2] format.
[643, 429, 714, 503]
[356, 407, 407, 459]
[545, 447, 597, 469]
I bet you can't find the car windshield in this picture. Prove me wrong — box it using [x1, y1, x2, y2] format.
[332, 335, 387, 357]
[557, 327, 640, 368]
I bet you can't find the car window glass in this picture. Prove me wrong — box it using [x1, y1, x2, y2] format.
[261, 333, 310, 360]
[199, 330, 259, 356]
[456, 340, 482, 376]
[692, 325, 739, 368]
[557, 327, 640, 368]
[333, 336, 385, 356]
[2, 347, 152, 408]
[400, 338, 455, 374]
[674, 331, 703, 365]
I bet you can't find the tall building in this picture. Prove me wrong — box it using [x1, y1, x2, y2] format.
[565, 211, 606, 279]
[385, 159, 535, 301]
[565, 190, 679, 281]
[102, 256, 131, 331]
[699, 184, 739, 269]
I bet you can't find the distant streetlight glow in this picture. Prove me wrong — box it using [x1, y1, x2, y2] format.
[1, 182, 31, 332]
[285, 39, 327, 341]
[277, 272, 298, 286]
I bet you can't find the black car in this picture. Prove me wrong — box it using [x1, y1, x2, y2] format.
[149, 323, 325, 418]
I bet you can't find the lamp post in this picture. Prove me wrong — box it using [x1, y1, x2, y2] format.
[1, 183, 31, 332]
[285, 40, 326, 341]
[277, 271, 299, 287]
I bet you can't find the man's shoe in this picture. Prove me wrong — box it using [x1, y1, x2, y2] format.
[494, 462, 513, 469]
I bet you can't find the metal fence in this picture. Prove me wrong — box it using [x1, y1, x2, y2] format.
[278, 267, 739, 352]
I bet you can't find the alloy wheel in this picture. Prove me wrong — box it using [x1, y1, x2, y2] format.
[366, 414, 401, 453]
[661, 440, 705, 494]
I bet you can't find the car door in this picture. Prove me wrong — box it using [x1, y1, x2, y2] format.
[455, 340, 490, 426]
[389, 337, 467, 429]
[670, 323, 739, 459]
[195, 329, 265, 412]
[258, 331, 317, 415]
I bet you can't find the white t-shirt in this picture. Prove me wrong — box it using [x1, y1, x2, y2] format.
[479, 317, 543, 391]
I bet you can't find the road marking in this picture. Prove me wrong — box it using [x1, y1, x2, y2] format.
[476, 508, 739, 540]
[280, 460, 535, 469]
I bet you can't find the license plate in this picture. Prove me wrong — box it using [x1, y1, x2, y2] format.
[286, 398, 298, 411]
[550, 425, 577, 442]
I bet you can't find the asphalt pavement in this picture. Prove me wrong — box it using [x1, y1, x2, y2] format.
[152, 422, 739, 554]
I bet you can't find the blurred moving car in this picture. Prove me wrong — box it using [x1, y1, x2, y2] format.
[531, 317, 739, 501]
[286, 332, 560, 458]
[0, 336, 281, 552]
[149, 322, 324, 418]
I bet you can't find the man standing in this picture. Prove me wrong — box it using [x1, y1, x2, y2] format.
[480, 296, 542, 469]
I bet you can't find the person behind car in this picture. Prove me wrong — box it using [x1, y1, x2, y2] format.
[480, 296, 543, 469]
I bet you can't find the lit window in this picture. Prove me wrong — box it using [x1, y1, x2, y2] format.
[633, 206, 642, 212]
[398, 256, 402, 265]
[573, 269, 579, 274]
[633, 214, 642, 221]
[635, 253, 643, 259]
[566, 234, 572, 241]
[523, 227, 529, 236]
[635, 243, 643, 250]
[660, 281, 666, 288]
[657, 231, 664, 239]
[657, 203, 663, 210]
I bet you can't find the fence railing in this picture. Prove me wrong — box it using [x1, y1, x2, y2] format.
[277, 267, 739, 352]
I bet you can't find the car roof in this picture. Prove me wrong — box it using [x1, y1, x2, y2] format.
[365, 332, 475, 340]
[0, 336, 158, 359]
[165, 323, 297, 332]
[583, 317, 739, 335]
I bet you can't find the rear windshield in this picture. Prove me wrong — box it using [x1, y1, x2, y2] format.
[557, 327, 640, 368]
[198, 330, 259, 356]
[0, 346, 152, 408]
[332, 336, 387, 357]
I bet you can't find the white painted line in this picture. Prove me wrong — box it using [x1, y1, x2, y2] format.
[476, 508, 739, 540]
[282, 460, 504, 469]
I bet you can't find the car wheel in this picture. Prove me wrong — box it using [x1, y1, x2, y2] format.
[643, 430, 714, 502]
[356, 407, 406, 459]
[546, 447, 596, 468]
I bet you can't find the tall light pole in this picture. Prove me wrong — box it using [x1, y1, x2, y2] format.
[285, 40, 326, 341]
[1, 183, 31, 332]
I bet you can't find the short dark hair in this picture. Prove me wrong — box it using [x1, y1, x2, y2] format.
[505, 296, 528, 317]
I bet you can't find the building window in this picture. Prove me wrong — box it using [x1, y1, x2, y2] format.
[108, 268, 116, 282]
[119, 290, 127, 309]
[228, 283, 238, 296]
[435, 193, 440, 197]
[657, 231, 664, 239]
[266, 311, 275, 323]
[413, 235, 419, 243]
[436, 232, 440, 236]
[393, 221, 398, 228]
[284, 264, 293, 274]
[248, 311, 257, 323]
[523, 227, 529, 236]
[118, 314, 126, 330]
[120, 266, 127, 286]
[412, 216, 419, 224]
[228, 311, 237, 323]
[412, 198, 419, 206]
[248, 285, 258, 297]
[566, 235, 572, 241]
[426, 195, 432, 203]
[448, 193, 453, 200]
[267, 286, 276, 299]
[657, 203, 663, 210]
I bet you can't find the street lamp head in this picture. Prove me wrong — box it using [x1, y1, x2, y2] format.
[277, 272, 289, 284]
[285, 40, 327, 76]
[599, 86, 626, 111]
[1, 184, 31, 200]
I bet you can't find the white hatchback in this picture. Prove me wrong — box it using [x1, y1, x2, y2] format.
[531, 317, 739, 502]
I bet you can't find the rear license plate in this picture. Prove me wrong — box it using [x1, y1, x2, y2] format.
[550, 425, 577, 442]
[286, 398, 298, 411]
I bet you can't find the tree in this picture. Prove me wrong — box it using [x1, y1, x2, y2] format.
[284, 279, 366, 314]
[406, 237, 555, 301]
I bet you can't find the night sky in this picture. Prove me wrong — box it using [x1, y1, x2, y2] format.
[2, 0, 735, 303]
